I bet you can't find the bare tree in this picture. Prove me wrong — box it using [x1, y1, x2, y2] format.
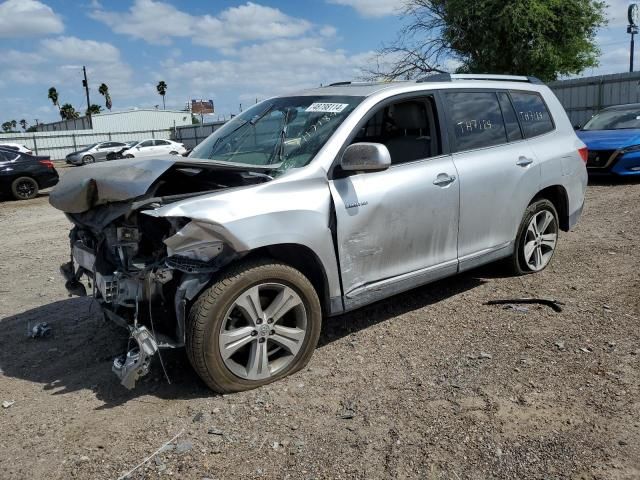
[364, 1, 449, 80]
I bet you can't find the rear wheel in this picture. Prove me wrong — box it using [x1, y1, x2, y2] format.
[125, 154, 134, 158]
[82, 155, 94, 164]
[186, 259, 322, 393]
[508, 199, 559, 275]
[169, 150, 179, 155]
[11, 177, 39, 200]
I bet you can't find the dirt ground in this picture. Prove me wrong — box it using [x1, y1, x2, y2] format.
[0, 172, 639, 480]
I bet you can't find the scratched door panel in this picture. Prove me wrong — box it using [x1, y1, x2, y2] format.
[329, 155, 459, 295]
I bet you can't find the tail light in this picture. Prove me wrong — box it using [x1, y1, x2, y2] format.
[39, 159, 54, 169]
[578, 147, 588, 163]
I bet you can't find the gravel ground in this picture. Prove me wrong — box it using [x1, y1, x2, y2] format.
[0, 175, 639, 480]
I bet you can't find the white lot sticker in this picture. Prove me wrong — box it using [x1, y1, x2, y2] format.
[305, 102, 349, 113]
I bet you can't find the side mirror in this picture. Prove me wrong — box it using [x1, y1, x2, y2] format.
[341, 142, 391, 172]
[573, 124, 581, 130]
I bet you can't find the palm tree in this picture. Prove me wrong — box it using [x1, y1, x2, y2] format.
[156, 81, 167, 110]
[98, 83, 112, 110]
[19, 119, 27, 131]
[48, 87, 60, 113]
[86, 104, 102, 116]
[60, 104, 79, 120]
[10, 120, 17, 130]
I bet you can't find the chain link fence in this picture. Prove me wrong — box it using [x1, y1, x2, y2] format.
[172, 121, 226, 149]
[0, 128, 173, 160]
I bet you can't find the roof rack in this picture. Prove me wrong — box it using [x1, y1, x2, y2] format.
[416, 73, 543, 84]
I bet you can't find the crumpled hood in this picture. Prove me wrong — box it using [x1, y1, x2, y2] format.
[49, 156, 275, 214]
[576, 129, 640, 150]
[49, 157, 177, 213]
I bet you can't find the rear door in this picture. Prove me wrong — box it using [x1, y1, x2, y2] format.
[442, 90, 540, 271]
[136, 140, 155, 157]
[329, 93, 459, 308]
[154, 139, 172, 154]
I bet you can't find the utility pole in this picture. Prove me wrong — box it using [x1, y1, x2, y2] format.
[628, 4, 639, 72]
[82, 66, 92, 128]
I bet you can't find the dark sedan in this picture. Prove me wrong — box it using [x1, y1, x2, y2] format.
[0, 147, 59, 200]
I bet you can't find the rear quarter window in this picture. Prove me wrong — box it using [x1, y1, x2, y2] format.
[509, 91, 554, 138]
[443, 91, 508, 151]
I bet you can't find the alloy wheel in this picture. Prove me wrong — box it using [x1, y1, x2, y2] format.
[15, 179, 37, 199]
[523, 209, 557, 271]
[218, 283, 308, 380]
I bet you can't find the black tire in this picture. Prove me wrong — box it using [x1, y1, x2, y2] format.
[11, 176, 39, 200]
[125, 154, 134, 158]
[82, 155, 94, 164]
[508, 199, 559, 275]
[169, 150, 179, 155]
[186, 259, 322, 393]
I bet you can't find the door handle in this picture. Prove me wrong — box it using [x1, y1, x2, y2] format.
[516, 156, 534, 167]
[433, 173, 456, 187]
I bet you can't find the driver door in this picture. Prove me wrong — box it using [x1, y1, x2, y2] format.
[329, 95, 459, 310]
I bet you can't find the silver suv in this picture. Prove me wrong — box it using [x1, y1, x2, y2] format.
[50, 74, 587, 392]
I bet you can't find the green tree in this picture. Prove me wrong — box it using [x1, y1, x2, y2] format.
[98, 83, 112, 110]
[26, 125, 38, 133]
[19, 119, 27, 131]
[60, 103, 80, 120]
[369, 0, 607, 82]
[48, 87, 60, 112]
[86, 104, 102, 116]
[1, 121, 12, 132]
[10, 120, 17, 130]
[156, 80, 167, 110]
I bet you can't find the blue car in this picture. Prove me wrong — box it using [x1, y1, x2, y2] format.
[576, 103, 640, 176]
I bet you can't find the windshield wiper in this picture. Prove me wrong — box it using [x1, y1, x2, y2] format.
[270, 109, 290, 164]
[205, 104, 275, 158]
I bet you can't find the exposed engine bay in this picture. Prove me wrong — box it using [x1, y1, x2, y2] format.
[51, 157, 273, 388]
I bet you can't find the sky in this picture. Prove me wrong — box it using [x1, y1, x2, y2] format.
[0, 0, 637, 127]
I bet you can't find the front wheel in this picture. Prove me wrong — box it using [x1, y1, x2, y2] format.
[186, 259, 322, 393]
[508, 199, 559, 275]
[82, 155, 94, 164]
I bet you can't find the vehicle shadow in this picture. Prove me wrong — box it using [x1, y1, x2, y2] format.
[0, 297, 212, 409]
[319, 273, 486, 347]
[0, 273, 488, 408]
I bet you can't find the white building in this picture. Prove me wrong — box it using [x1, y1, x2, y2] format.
[36, 109, 193, 132]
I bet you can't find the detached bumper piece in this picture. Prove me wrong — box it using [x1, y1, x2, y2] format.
[112, 326, 159, 389]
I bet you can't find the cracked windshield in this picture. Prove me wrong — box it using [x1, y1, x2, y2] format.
[189, 95, 363, 173]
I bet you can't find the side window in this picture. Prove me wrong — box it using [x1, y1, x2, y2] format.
[139, 140, 154, 147]
[443, 91, 507, 151]
[352, 96, 442, 165]
[155, 140, 170, 146]
[509, 91, 554, 138]
[497, 92, 523, 142]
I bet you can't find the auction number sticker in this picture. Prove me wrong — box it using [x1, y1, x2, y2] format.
[306, 103, 349, 113]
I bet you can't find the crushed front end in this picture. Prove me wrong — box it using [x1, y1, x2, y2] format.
[60, 205, 232, 388]
[50, 158, 268, 388]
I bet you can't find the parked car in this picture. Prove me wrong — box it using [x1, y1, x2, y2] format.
[66, 142, 131, 166]
[105, 141, 139, 160]
[0, 142, 33, 155]
[0, 147, 58, 200]
[121, 139, 187, 158]
[576, 103, 640, 175]
[49, 74, 587, 393]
